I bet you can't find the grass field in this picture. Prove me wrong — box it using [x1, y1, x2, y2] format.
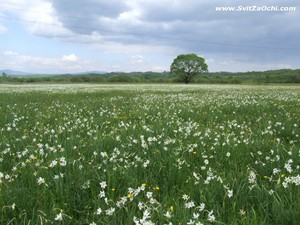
[0, 84, 299, 224]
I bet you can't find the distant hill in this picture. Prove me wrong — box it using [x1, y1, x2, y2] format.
[0, 69, 106, 76]
[72, 71, 107, 75]
[0, 69, 30, 76]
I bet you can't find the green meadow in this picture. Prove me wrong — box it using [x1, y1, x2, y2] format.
[0, 84, 299, 224]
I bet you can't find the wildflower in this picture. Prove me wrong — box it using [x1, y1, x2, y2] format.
[198, 203, 205, 211]
[284, 161, 293, 173]
[193, 212, 200, 219]
[169, 205, 174, 212]
[187, 219, 195, 225]
[185, 201, 195, 209]
[196, 222, 204, 225]
[99, 181, 107, 189]
[98, 191, 105, 198]
[128, 193, 133, 199]
[89, 222, 96, 225]
[138, 202, 145, 210]
[55, 212, 63, 221]
[273, 168, 280, 175]
[59, 157, 67, 167]
[182, 194, 190, 201]
[49, 160, 57, 168]
[105, 207, 115, 216]
[146, 192, 153, 199]
[154, 186, 160, 191]
[248, 170, 256, 184]
[240, 209, 246, 216]
[207, 210, 215, 222]
[227, 189, 233, 198]
[164, 211, 172, 219]
[96, 207, 102, 215]
[37, 177, 45, 185]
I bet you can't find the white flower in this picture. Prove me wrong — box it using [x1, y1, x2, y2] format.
[193, 212, 200, 219]
[49, 160, 57, 168]
[100, 181, 107, 189]
[273, 168, 280, 175]
[105, 207, 115, 216]
[207, 210, 215, 222]
[185, 201, 195, 209]
[59, 157, 67, 166]
[284, 162, 293, 173]
[146, 192, 153, 199]
[182, 194, 190, 201]
[196, 222, 204, 225]
[89, 222, 96, 225]
[138, 202, 145, 210]
[55, 212, 63, 221]
[98, 191, 105, 198]
[227, 189, 233, 198]
[187, 219, 195, 225]
[164, 211, 172, 219]
[248, 170, 256, 184]
[198, 203, 205, 211]
[37, 177, 45, 185]
[96, 207, 102, 215]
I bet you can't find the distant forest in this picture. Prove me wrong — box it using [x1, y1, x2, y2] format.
[1, 69, 300, 84]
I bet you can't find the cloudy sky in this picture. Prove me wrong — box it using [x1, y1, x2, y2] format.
[0, 0, 299, 73]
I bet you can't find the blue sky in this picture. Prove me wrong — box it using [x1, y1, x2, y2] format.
[0, 0, 299, 74]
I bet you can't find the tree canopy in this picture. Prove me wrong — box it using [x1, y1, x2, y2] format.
[170, 54, 208, 83]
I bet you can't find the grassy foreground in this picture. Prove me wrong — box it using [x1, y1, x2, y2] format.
[0, 84, 299, 224]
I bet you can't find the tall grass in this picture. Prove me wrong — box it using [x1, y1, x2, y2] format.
[0, 84, 299, 224]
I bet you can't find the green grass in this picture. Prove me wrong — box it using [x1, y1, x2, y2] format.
[0, 84, 299, 224]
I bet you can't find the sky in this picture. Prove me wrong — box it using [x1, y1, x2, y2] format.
[0, 0, 299, 74]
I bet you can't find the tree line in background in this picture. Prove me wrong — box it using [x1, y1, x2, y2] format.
[1, 69, 300, 84]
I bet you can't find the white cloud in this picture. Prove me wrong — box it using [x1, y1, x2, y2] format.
[0, 24, 7, 33]
[131, 55, 144, 63]
[3, 51, 19, 56]
[23, 1, 70, 37]
[1, 0, 71, 37]
[61, 54, 78, 62]
[1, 51, 91, 73]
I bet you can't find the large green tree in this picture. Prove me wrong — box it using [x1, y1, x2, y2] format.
[170, 54, 208, 83]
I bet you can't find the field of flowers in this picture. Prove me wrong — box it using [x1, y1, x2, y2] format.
[0, 84, 299, 224]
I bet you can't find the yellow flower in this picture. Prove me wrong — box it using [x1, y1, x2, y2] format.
[111, 188, 116, 192]
[142, 183, 147, 187]
[281, 173, 285, 178]
[169, 206, 174, 212]
[154, 186, 160, 191]
[127, 193, 133, 199]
